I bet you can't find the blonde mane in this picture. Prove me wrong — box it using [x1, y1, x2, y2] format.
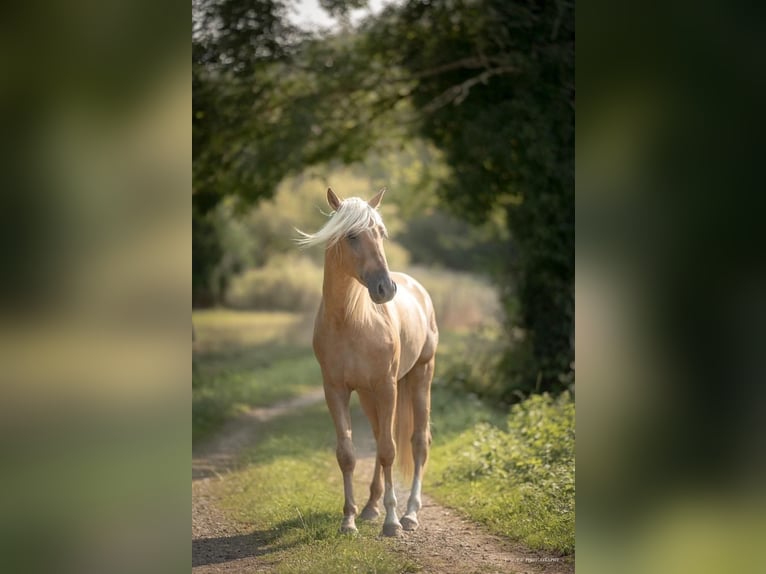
[295, 198, 387, 248]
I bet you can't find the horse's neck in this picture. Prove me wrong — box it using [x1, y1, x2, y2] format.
[321, 253, 373, 326]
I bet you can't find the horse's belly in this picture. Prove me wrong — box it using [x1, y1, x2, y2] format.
[391, 281, 432, 379]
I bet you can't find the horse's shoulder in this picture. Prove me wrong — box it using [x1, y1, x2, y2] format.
[390, 272, 434, 320]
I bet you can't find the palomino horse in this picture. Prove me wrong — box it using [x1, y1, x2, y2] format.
[297, 187, 438, 537]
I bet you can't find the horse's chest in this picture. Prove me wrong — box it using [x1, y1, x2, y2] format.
[315, 330, 397, 389]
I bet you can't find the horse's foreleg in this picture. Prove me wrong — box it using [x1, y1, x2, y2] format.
[359, 459, 382, 520]
[377, 384, 402, 537]
[357, 391, 383, 521]
[400, 359, 434, 532]
[324, 385, 358, 533]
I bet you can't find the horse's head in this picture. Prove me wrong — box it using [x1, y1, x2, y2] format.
[327, 187, 397, 304]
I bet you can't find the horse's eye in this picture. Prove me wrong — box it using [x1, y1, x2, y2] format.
[347, 233, 358, 242]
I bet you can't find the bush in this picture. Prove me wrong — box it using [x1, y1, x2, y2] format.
[225, 255, 323, 312]
[429, 391, 575, 553]
[411, 266, 502, 331]
[434, 327, 512, 403]
[397, 209, 506, 273]
[447, 393, 575, 505]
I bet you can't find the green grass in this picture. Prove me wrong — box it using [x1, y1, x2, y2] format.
[194, 309, 417, 572]
[193, 309, 575, 558]
[193, 309, 311, 355]
[192, 310, 320, 443]
[217, 401, 417, 574]
[428, 390, 575, 554]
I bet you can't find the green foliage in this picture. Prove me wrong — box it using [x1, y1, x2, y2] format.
[429, 392, 575, 553]
[192, 205, 223, 307]
[347, 140, 449, 216]
[225, 254, 324, 312]
[446, 394, 575, 493]
[318, 0, 368, 20]
[430, 381, 506, 443]
[193, 0, 301, 206]
[193, 0, 313, 299]
[412, 267, 501, 332]
[397, 209, 507, 274]
[435, 329, 507, 401]
[363, 0, 574, 394]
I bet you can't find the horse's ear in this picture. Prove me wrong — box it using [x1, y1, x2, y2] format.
[368, 187, 386, 209]
[327, 187, 341, 210]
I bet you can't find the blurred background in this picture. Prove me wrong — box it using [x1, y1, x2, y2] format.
[578, 0, 766, 572]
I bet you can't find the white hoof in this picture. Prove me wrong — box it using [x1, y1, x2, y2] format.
[339, 518, 358, 534]
[400, 514, 419, 531]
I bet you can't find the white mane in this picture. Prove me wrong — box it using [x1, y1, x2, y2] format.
[295, 197, 387, 248]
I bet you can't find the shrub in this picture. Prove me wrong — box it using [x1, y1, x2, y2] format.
[224, 255, 323, 312]
[435, 327, 511, 403]
[411, 266, 502, 331]
[430, 391, 575, 552]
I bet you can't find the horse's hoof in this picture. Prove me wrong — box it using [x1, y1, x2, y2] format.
[381, 522, 402, 537]
[339, 523, 358, 535]
[400, 515, 419, 531]
[358, 506, 380, 521]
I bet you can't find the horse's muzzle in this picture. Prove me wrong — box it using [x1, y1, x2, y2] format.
[367, 273, 397, 304]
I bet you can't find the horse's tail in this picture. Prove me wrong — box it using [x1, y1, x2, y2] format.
[395, 377, 414, 482]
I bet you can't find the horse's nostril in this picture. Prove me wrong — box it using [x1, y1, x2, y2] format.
[377, 283, 385, 297]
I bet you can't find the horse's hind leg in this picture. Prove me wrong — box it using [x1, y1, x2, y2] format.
[400, 358, 434, 531]
[357, 390, 383, 521]
[324, 385, 358, 533]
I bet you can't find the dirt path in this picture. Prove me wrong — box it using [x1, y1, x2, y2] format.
[192, 391, 574, 574]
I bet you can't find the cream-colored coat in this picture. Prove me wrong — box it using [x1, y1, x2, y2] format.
[307, 188, 438, 537]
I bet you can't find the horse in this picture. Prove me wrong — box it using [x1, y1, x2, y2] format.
[296, 187, 438, 537]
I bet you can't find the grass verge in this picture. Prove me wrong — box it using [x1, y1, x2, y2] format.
[217, 400, 417, 574]
[192, 310, 320, 444]
[193, 310, 575, 558]
[428, 389, 575, 554]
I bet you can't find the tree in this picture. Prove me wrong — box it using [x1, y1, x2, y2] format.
[363, 0, 575, 396]
[192, 0, 301, 304]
